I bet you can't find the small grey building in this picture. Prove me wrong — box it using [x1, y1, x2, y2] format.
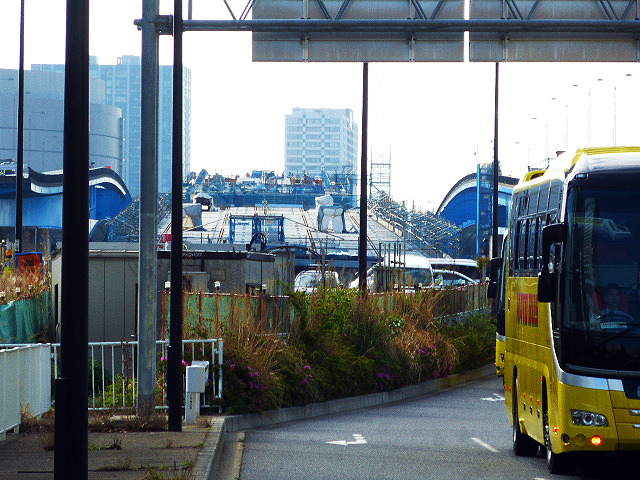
[51, 244, 295, 342]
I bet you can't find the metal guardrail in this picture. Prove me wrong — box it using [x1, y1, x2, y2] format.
[1, 339, 223, 413]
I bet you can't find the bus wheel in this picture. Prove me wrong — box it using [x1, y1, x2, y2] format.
[543, 396, 573, 474]
[513, 376, 538, 456]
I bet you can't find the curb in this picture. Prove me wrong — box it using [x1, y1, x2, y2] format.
[196, 363, 496, 479]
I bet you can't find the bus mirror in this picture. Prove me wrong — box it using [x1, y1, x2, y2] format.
[538, 223, 563, 303]
[487, 257, 503, 299]
[541, 223, 565, 267]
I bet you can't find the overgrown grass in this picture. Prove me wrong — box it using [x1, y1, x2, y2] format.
[187, 286, 494, 415]
[0, 269, 50, 304]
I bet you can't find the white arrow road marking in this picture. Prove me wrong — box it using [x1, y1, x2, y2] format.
[481, 393, 505, 402]
[326, 434, 367, 446]
[471, 437, 499, 453]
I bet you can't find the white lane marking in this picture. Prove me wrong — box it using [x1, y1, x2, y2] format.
[481, 393, 505, 402]
[534, 478, 550, 480]
[471, 437, 499, 453]
[326, 434, 367, 446]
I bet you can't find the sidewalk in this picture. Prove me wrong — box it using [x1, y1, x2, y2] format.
[0, 419, 214, 480]
[0, 364, 495, 480]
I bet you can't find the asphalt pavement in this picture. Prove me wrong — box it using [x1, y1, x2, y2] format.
[0, 364, 494, 480]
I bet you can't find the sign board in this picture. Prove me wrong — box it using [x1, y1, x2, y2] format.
[250, 0, 640, 62]
[252, 0, 465, 62]
[470, 0, 640, 62]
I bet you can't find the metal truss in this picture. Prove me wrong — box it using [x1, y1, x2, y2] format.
[142, 0, 640, 36]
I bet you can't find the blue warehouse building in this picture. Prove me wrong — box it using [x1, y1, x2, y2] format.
[436, 168, 519, 258]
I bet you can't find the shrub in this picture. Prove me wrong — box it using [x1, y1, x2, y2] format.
[187, 286, 494, 414]
[450, 310, 495, 373]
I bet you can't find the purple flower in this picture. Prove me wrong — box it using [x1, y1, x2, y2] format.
[304, 365, 311, 370]
[182, 360, 189, 367]
[230, 363, 236, 369]
[160, 356, 167, 362]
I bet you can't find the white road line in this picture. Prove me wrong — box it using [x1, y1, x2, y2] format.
[326, 434, 368, 446]
[471, 437, 499, 453]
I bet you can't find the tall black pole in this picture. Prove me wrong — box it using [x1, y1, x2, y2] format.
[492, 62, 500, 258]
[16, 0, 25, 253]
[54, 0, 89, 478]
[358, 63, 368, 291]
[168, 0, 184, 432]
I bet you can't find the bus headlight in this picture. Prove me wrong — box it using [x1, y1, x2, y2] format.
[571, 410, 608, 427]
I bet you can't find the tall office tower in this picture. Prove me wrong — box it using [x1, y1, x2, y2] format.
[33, 56, 191, 197]
[284, 108, 358, 178]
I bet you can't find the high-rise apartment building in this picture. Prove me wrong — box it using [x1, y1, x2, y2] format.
[33, 56, 191, 197]
[285, 108, 358, 177]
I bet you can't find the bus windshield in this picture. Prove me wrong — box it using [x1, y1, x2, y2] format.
[563, 185, 640, 375]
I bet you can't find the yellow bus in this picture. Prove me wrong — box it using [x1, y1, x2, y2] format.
[488, 147, 640, 474]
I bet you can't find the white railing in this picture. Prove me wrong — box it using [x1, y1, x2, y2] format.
[0, 344, 51, 440]
[1, 339, 223, 414]
[52, 339, 223, 412]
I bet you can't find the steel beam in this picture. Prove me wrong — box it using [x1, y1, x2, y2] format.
[133, 19, 640, 33]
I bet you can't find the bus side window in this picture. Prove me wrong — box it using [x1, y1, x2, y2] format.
[521, 219, 528, 271]
[529, 189, 539, 216]
[539, 183, 550, 212]
[521, 194, 529, 216]
[549, 181, 561, 214]
[525, 219, 533, 270]
[537, 216, 546, 268]
[511, 194, 521, 271]
[514, 220, 521, 271]
[531, 216, 541, 270]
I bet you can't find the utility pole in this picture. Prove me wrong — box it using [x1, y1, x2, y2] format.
[137, 0, 159, 418]
[168, 0, 184, 432]
[492, 62, 500, 259]
[16, 0, 25, 253]
[54, 0, 90, 478]
[358, 63, 368, 291]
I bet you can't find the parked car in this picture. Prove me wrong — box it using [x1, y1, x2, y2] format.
[294, 270, 340, 293]
[433, 269, 478, 288]
[348, 254, 434, 292]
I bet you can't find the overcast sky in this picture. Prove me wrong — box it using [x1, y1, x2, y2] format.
[2, 0, 640, 210]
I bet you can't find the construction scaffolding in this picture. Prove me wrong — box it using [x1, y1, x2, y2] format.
[369, 154, 391, 201]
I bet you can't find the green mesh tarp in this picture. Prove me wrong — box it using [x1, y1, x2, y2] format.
[166, 293, 294, 339]
[165, 285, 487, 340]
[0, 292, 51, 344]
